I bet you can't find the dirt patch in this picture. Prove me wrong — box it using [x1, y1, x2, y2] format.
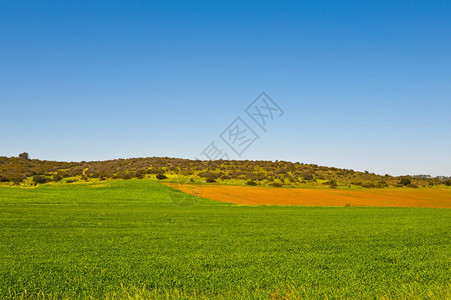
[164, 183, 451, 208]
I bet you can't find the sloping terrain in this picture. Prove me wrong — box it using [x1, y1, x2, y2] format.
[2, 155, 450, 189]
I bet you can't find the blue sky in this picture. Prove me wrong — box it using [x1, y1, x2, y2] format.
[1, 0, 450, 176]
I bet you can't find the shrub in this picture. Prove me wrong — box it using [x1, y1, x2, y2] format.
[33, 175, 48, 184]
[53, 174, 62, 182]
[406, 183, 419, 188]
[376, 180, 388, 188]
[135, 170, 145, 179]
[361, 183, 376, 188]
[443, 180, 451, 187]
[206, 177, 216, 183]
[11, 175, 26, 184]
[246, 180, 257, 186]
[301, 171, 314, 181]
[156, 174, 167, 180]
[399, 178, 411, 186]
[198, 171, 221, 180]
[323, 179, 337, 186]
[271, 182, 283, 187]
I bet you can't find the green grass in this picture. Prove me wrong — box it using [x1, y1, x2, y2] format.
[0, 179, 450, 299]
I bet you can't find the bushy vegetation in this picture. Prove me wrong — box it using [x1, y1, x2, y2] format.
[156, 173, 168, 180]
[399, 177, 412, 186]
[1, 154, 450, 189]
[32, 175, 50, 184]
[0, 155, 78, 184]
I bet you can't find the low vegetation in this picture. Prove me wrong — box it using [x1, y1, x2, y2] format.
[1, 154, 450, 189]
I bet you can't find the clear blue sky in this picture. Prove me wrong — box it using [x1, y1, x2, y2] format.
[1, 1, 450, 176]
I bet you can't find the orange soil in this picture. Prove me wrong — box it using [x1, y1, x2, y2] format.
[165, 183, 451, 208]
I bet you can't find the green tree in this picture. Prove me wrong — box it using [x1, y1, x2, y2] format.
[301, 170, 314, 181]
[53, 174, 62, 182]
[33, 175, 48, 184]
[399, 178, 411, 186]
[19, 152, 29, 159]
[156, 174, 167, 180]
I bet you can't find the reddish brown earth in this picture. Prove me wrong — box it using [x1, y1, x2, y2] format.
[165, 183, 451, 208]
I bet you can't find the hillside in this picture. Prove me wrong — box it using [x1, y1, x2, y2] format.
[1, 155, 450, 189]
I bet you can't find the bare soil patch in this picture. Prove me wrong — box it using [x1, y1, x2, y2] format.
[165, 183, 451, 208]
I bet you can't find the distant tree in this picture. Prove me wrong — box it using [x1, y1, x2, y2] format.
[301, 170, 314, 181]
[53, 174, 62, 182]
[198, 171, 221, 180]
[324, 179, 337, 188]
[399, 178, 411, 186]
[10, 174, 26, 185]
[443, 180, 451, 187]
[156, 174, 167, 180]
[324, 179, 337, 186]
[361, 183, 375, 188]
[33, 175, 48, 184]
[406, 183, 419, 188]
[376, 180, 388, 188]
[19, 152, 29, 160]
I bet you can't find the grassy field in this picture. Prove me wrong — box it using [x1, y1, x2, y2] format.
[1, 179, 450, 299]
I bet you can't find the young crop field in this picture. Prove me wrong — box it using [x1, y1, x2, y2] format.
[1, 179, 450, 299]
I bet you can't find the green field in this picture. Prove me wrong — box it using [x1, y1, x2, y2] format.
[1, 180, 450, 299]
